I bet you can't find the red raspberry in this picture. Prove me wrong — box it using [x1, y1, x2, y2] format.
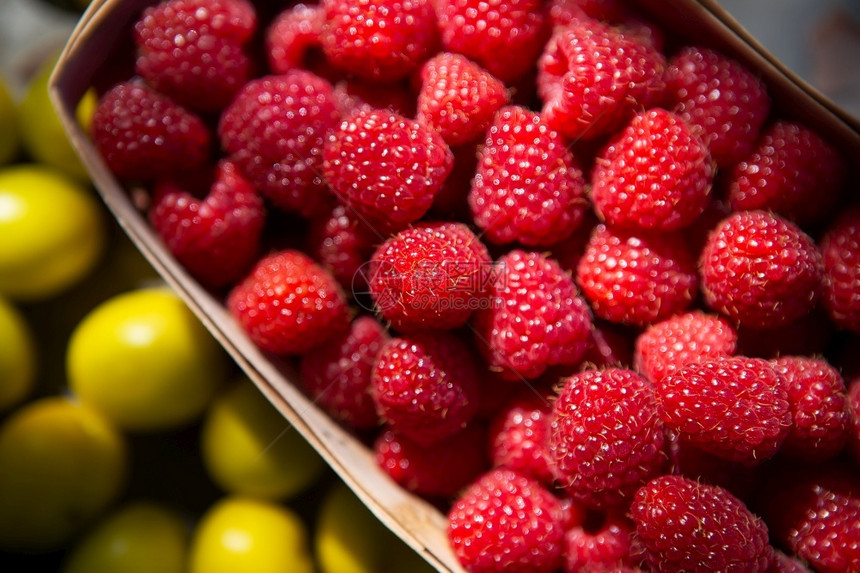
[550, 368, 667, 509]
[473, 250, 593, 381]
[447, 467, 565, 573]
[265, 3, 325, 74]
[298, 315, 388, 429]
[727, 120, 846, 227]
[631, 474, 773, 572]
[468, 106, 589, 246]
[375, 424, 488, 499]
[665, 46, 770, 168]
[848, 379, 860, 466]
[634, 311, 738, 384]
[372, 332, 479, 446]
[416, 52, 510, 147]
[323, 108, 454, 232]
[149, 160, 265, 289]
[227, 250, 350, 355]
[488, 393, 555, 485]
[90, 80, 211, 182]
[320, 0, 438, 82]
[307, 201, 381, 291]
[538, 17, 665, 141]
[759, 462, 860, 573]
[218, 71, 340, 217]
[592, 108, 714, 232]
[576, 225, 698, 327]
[367, 222, 492, 331]
[565, 512, 635, 573]
[821, 207, 860, 332]
[133, 0, 256, 113]
[700, 210, 823, 330]
[655, 356, 791, 464]
[435, 0, 546, 84]
[770, 356, 848, 462]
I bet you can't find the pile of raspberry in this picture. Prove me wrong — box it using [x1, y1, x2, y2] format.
[89, 0, 860, 570]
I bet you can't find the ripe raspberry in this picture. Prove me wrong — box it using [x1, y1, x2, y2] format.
[375, 424, 488, 499]
[727, 120, 846, 227]
[538, 17, 666, 141]
[759, 462, 860, 573]
[468, 106, 589, 247]
[655, 356, 791, 464]
[592, 108, 714, 232]
[265, 3, 325, 74]
[550, 368, 667, 509]
[320, 0, 438, 82]
[372, 332, 479, 446]
[634, 311, 738, 384]
[416, 52, 510, 147]
[90, 80, 211, 182]
[576, 225, 698, 326]
[133, 0, 256, 113]
[218, 71, 340, 216]
[664, 46, 770, 168]
[307, 201, 380, 291]
[227, 249, 350, 355]
[149, 159, 265, 289]
[488, 393, 555, 485]
[821, 207, 860, 332]
[298, 315, 388, 429]
[770, 356, 848, 462]
[565, 512, 635, 573]
[367, 222, 492, 331]
[631, 474, 773, 572]
[700, 210, 823, 330]
[473, 250, 593, 381]
[447, 467, 565, 573]
[323, 108, 453, 232]
[435, 0, 547, 84]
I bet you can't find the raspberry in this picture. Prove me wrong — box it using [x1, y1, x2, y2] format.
[770, 356, 848, 462]
[575, 224, 698, 326]
[227, 249, 350, 355]
[265, 3, 325, 74]
[468, 105, 589, 247]
[367, 222, 492, 331]
[820, 207, 860, 332]
[218, 71, 340, 217]
[416, 52, 510, 147]
[591, 108, 714, 232]
[90, 80, 211, 182]
[631, 474, 773, 573]
[323, 108, 453, 232]
[550, 368, 667, 509]
[298, 315, 388, 429]
[700, 210, 823, 330]
[472, 250, 593, 381]
[565, 512, 635, 572]
[488, 393, 555, 485]
[538, 17, 665, 141]
[655, 356, 791, 464]
[320, 0, 438, 82]
[634, 311, 738, 384]
[149, 159, 265, 289]
[447, 467, 565, 573]
[435, 0, 547, 84]
[372, 332, 479, 446]
[307, 201, 381, 291]
[375, 424, 488, 499]
[664, 45, 770, 168]
[727, 120, 846, 227]
[759, 462, 860, 573]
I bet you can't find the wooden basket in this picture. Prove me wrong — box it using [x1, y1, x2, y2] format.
[49, 2, 859, 571]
